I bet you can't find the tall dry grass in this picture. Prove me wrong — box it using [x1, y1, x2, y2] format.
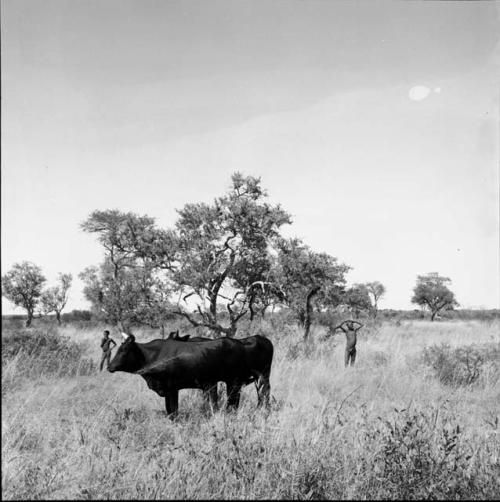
[2, 319, 499, 499]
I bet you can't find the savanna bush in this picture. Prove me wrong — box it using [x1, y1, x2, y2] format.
[2, 327, 96, 389]
[422, 343, 500, 387]
[361, 407, 499, 499]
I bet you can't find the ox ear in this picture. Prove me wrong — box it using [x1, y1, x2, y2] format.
[168, 331, 176, 339]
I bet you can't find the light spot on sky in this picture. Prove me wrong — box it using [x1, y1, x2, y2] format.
[409, 85, 443, 101]
[409, 85, 431, 101]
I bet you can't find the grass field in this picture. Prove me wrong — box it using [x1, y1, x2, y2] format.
[2, 318, 500, 499]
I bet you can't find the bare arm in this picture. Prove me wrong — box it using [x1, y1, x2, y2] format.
[335, 320, 363, 332]
[327, 323, 348, 336]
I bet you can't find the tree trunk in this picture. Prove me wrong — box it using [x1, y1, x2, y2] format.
[26, 309, 33, 327]
[303, 286, 320, 341]
[431, 310, 437, 321]
[56, 311, 62, 325]
[249, 293, 256, 322]
[226, 323, 237, 338]
[209, 293, 218, 323]
[261, 305, 268, 318]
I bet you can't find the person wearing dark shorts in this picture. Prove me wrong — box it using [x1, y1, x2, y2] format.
[100, 330, 116, 371]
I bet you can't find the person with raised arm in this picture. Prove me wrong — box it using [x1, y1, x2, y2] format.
[329, 320, 364, 367]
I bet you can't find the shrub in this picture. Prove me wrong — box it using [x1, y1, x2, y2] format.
[422, 343, 500, 387]
[363, 407, 499, 499]
[61, 309, 93, 322]
[2, 327, 96, 388]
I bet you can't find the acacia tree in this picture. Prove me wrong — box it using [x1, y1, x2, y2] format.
[40, 273, 73, 324]
[132, 269, 176, 337]
[79, 258, 174, 332]
[80, 210, 176, 331]
[81, 173, 291, 337]
[274, 238, 350, 340]
[411, 272, 458, 321]
[170, 173, 291, 336]
[2, 261, 47, 327]
[79, 262, 137, 326]
[342, 284, 373, 317]
[365, 281, 386, 317]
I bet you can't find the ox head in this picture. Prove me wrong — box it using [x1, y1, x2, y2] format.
[108, 331, 140, 373]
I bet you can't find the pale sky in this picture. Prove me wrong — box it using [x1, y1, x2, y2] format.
[2, 0, 499, 314]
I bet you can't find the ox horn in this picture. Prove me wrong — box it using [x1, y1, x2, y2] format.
[121, 332, 130, 340]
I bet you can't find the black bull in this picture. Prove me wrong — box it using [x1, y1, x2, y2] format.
[108, 333, 273, 416]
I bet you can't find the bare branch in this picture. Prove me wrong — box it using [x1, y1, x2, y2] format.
[206, 229, 239, 278]
[173, 309, 227, 335]
[232, 307, 249, 324]
[182, 291, 196, 303]
[174, 310, 203, 328]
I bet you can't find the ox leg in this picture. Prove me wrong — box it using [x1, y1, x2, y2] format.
[260, 372, 271, 410]
[226, 382, 242, 411]
[164, 390, 179, 418]
[256, 378, 263, 407]
[202, 383, 219, 414]
[208, 384, 219, 412]
[255, 372, 271, 410]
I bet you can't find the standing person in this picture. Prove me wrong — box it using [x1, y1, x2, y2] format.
[330, 320, 363, 367]
[99, 330, 117, 371]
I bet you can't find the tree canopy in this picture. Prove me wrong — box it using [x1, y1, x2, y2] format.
[40, 273, 73, 324]
[411, 272, 458, 321]
[274, 237, 350, 339]
[365, 281, 386, 316]
[2, 262, 47, 327]
[81, 173, 294, 337]
[343, 284, 373, 317]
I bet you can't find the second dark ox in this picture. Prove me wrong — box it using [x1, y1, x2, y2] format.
[168, 331, 273, 409]
[108, 332, 273, 417]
